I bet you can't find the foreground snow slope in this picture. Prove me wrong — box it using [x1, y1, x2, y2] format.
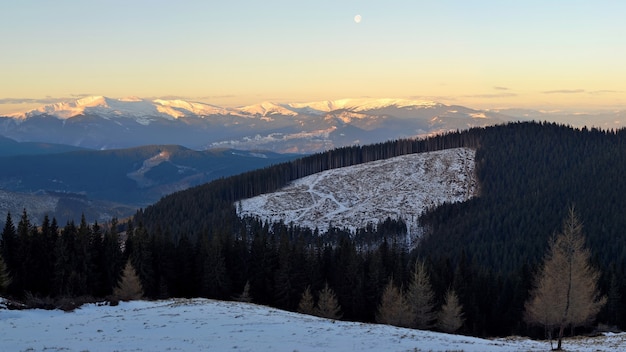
[238, 147, 477, 238]
[1, 298, 624, 352]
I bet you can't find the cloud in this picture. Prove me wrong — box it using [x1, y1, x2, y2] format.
[147, 95, 192, 101]
[408, 95, 458, 102]
[0, 97, 64, 105]
[463, 93, 518, 98]
[0, 94, 99, 105]
[589, 90, 621, 95]
[542, 89, 585, 94]
[493, 86, 510, 91]
[198, 94, 237, 99]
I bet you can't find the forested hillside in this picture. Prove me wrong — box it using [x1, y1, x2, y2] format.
[0, 145, 298, 225]
[416, 122, 626, 335]
[3, 121, 626, 339]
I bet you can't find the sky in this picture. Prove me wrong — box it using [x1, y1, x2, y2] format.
[1, 0, 625, 114]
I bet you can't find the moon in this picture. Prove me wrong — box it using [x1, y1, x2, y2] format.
[354, 14, 362, 23]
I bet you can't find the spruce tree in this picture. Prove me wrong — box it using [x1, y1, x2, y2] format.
[0, 253, 11, 295]
[1, 213, 17, 296]
[101, 223, 123, 297]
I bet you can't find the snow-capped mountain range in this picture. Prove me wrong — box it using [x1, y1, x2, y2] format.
[9, 96, 232, 121]
[0, 96, 518, 153]
[6, 96, 446, 120]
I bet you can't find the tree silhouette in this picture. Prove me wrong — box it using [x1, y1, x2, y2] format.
[524, 208, 607, 350]
[0, 254, 11, 295]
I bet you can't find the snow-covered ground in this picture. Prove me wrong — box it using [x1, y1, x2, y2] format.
[237, 148, 477, 239]
[1, 298, 624, 352]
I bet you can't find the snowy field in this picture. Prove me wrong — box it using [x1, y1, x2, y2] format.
[238, 148, 477, 238]
[2, 298, 625, 352]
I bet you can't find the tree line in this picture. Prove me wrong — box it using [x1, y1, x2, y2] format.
[0, 206, 606, 351]
[0, 210, 470, 332]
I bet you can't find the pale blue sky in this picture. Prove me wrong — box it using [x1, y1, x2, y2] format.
[1, 0, 625, 113]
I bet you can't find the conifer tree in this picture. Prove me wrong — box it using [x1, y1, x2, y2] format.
[53, 221, 76, 296]
[315, 282, 342, 320]
[71, 214, 93, 296]
[100, 220, 123, 297]
[12, 209, 31, 294]
[375, 278, 412, 327]
[437, 289, 465, 333]
[113, 260, 144, 301]
[126, 223, 155, 296]
[297, 285, 315, 315]
[0, 253, 11, 295]
[524, 208, 607, 350]
[407, 261, 436, 329]
[200, 234, 230, 299]
[1, 213, 16, 269]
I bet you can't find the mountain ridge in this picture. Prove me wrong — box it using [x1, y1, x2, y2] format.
[6, 96, 448, 120]
[0, 144, 298, 225]
[1, 96, 518, 153]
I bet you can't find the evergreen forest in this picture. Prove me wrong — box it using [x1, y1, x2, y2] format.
[2, 121, 626, 339]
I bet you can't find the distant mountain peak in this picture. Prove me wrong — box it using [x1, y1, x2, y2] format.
[238, 101, 298, 117]
[8, 95, 112, 119]
[118, 96, 143, 102]
[75, 95, 109, 106]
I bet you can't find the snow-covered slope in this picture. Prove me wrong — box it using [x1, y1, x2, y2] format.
[1, 298, 623, 352]
[237, 148, 477, 239]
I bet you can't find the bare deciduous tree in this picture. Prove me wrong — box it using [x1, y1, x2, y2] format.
[113, 260, 144, 301]
[376, 278, 412, 327]
[437, 289, 464, 333]
[235, 280, 252, 303]
[407, 261, 436, 329]
[297, 285, 315, 315]
[524, 208, 607, 350]
[315, 282, 342, 320]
